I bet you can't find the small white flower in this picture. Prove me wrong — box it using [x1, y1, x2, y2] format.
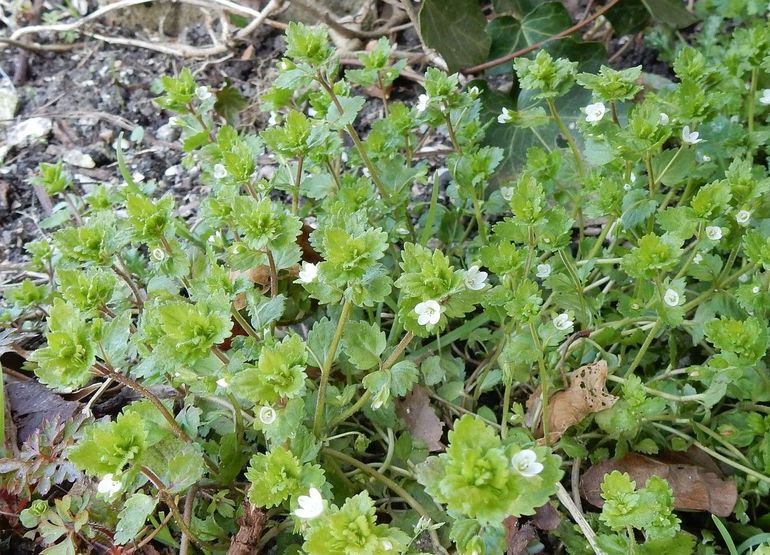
[465, 266, 488, 290]
[623, 183, 632, 191]
[500, 186, 514, 201]
[739, 273, 750, 283]
[553, 313, 574, 331]
[216, 377, 228, 388]
[706, 226, 722, 241]
[382, 540, 393, 551]
[195, 86, 212, 101]
[736, 210, 751, 225]
[416, 93, 430, 113]
[213, 163, 227, 179]
[760, 89, 770, 106]
[468, 85, 480, 98]
[536, 263, 552, 279]
[630, 172, 637, 183]
[584, 102, 606, 124]
[510, 449, 544, 477]
[663, 288, 680, 307]
[297, 262, 318, 284]
[498, 107, 513, 124]
[702, 154, 711, 162]
[268, 111, 279, 126]
[307, 108, 317, 118]
[259, 406, 277, 425]
[415, 300, 441, 327]
[362, 167, 370, 177]
[294, 488, 324, 520]
[693, 253, 703, 264]
[168, 116, 181, 127]
[659, 112, 670, 125]
[280, 60, 289, 71]
[753, 286, 761, 294]
[151, 248, 166, 262]
[681, 125, 703, 145]
[97, 474, 122, 496]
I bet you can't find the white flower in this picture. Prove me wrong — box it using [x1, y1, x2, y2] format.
[468, 86, 480, 98]
[702, 154, 711, 162]
[630, 172, 637, 183]
[294, 488, 324, 520]
[97, 474, 122, 496]
[168, 116, 181, 127]
[663, 288, 680, 307]
[307, 108, 317, 118]
[216, 377, 228, 388]
[500, 186, 514, 201]
[760, 89, 770, 105]
[268, 111, 279, 126]
[739, 273, 750, 283]
[693, 253, 703, 264]
[536, 263, 552, 279]
[415, 300, 441, 327]
[553, 313, 573, 331]
[213, 163, 227, 179]
[297, 262, 318, 284]
[195, 86, 212, 101]
[151, 248, 166, 262]
[511, 449, 544, 477]
[259, 406, 277, 425]
[753, 286, 761, 294]
[623, 183, 632, 191]
[706, 226, 722, 241]
[659, 112, 670, 125]
[382, 540, 393, 551]
[465, 266, 488, 290]
[736, 210, 751, 225]
[681, 125, 702, 144]
[416, 94, 430, 113]
[498, 107, 513, 124]
[584, 102, 606, 123]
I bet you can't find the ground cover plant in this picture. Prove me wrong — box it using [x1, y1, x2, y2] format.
[3, 1, 770, 553]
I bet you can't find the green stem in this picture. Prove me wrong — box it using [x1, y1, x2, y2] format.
[645, 152, 655, 196]
[313, 299, 354, 436]
[529, 321, 550, 443]
[749, 67, 758, 136]
[546, 98, 584, 178]
[321, 448, 447, 554]
[625, 321, 661, 377]
[654, 146, 684, 189]
[444, 112, 462, 154]
[501, 376, 513, 439]
[469, 190, 487, 243]
[292, 156, 304, 215]
[328, 331, 415, 429]
[231, 306, 260, 341]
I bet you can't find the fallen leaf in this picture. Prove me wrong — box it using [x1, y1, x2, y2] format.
[504, 516, 537, 555]
[580, 452, 738, 517]
[546, 360, 617, 442]
[532, 502, 561, 530]
[6, 380, 81, 444]
[396, 386, 444, 452]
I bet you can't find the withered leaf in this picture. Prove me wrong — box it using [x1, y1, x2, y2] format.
[532, 502, 561, 531]
[396, 386, 444, 452]
[580, 452, 737, 517]
[546, 360, 617, 442]
[504, 516, 537, 555]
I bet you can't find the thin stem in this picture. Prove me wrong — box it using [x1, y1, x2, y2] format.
[377, 72, 390, 117]
[546, 98, 585, 178]
[231, 306, 260, 340]
[63, 192, 84, 226]
[321, 448, 448, 554]
[141, 467, 214, 551]
[313, 299, 354, 436]
[645, 152, 655, 196]
[265, 249, 279, 298]
[444, 112, 462, 154]
[624, 321, 661, 377]
[501, 376, 513, 439]
[178, 486, 196, 555]
[112, 261, 143, 308]
[748, 68, 758, 136]
[610, 101, 619, 125]
[654, 146, 684, 189]
[95, 362, 218, 474]
[529, 321, 550, 443]
[292, 156, 304, 214]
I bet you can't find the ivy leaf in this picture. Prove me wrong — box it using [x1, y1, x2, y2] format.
[486, 3, 573, 77]
[114, 493, 157, 545]
[640, 0, 697, 28]
[342, 321, 386, 370]
[419, 0, 491, 73]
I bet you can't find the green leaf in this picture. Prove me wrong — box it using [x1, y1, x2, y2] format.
[115, 493, 157, 545]
[342, 321, 386, 370]
[640, 0, 697, 28]
[325, 96, 365, 130]
[307, 318, 335, 369]
[486, 4, 573, 76]
[390, 360, 419, 397]
[214, 83, 248, 125]
[420, 0, 491, 73]
[246, 293, 286, 330]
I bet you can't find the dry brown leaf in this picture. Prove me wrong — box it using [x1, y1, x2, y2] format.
[532, 502, 561, 531]
[546, 360, 617, 442]
[396, 386, 444, 452]
[504, 516, 537, 555]
[580, 452, 738, 517]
